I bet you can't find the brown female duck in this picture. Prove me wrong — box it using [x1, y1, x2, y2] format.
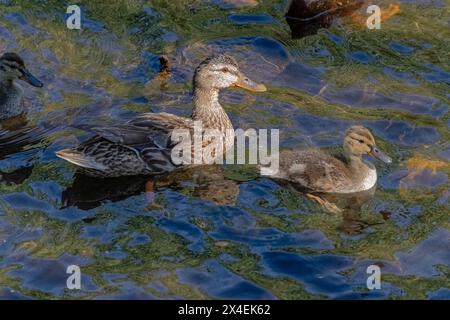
[56, 54, 266, 177]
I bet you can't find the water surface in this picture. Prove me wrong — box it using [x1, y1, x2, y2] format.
[0, 0, 449, 299]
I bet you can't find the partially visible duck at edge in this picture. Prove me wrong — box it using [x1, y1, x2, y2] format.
[56, 54, 267, 178]
[272, 125, 392, 194]
[0, 52, 43, 121]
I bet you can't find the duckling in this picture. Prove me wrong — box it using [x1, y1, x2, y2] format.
[272, 125, 391, 194]
[56, 54, 266, 177]
[0, 52, 43, 121]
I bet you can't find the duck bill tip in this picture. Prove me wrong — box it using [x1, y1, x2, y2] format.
[20, 69, 43, 87]
[233, 75, 267, 93]
[370, 147, 392, 164]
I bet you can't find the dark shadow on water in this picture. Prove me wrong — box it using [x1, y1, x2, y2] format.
[61, 174, 151, 210]
[0, 165, 33, 185]
[62, 165, 241, 210]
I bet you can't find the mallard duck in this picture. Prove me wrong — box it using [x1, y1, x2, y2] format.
[272, 125, 391, 194]
[0, 52, 43, 121]
[56, 54, 267, 177]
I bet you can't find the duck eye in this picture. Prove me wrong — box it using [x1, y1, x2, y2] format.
[220, 67, 229, 73]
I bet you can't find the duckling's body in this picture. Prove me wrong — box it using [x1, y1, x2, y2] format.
[274, 148, 378, 194]
[0, 53, 43, 121]
[0, 82, 24, 120]
[56, 55, 266, 178]
[272, 126, 391, 194]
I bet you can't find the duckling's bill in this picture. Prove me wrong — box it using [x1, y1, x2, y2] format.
[19, 67, 43, 87]
[233, 73, 266, 92]
[369, 146, 392, 164]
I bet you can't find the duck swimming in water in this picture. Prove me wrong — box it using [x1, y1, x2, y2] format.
[272, 125, 392, 194]
[56, 54, 267, 177]
[0, 52, 43, 121]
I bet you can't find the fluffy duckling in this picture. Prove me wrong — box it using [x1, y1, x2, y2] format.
[0, 52, 43, 121]
[273, 125, 391, 194]
[56, 54, 266, 177]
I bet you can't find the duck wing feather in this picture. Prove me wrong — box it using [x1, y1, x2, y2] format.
[276, 149, 352, 193]
[73, 112, 194, 149]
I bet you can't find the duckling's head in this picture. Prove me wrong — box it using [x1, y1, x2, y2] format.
[343, 125, 391, 163]
[0, 52, 43, 87]
[193, 54, 266, 92]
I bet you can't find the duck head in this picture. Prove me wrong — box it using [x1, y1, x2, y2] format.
[193, 54, 266, 92]
[343, 125, 391, 163]
[0, 52, 43, 87]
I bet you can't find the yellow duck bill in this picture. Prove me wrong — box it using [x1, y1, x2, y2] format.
[233, 73, 267, 92]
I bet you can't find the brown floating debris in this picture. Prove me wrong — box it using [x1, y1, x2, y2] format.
[285, 0, 364, 38]
[285, 0, 401, 39]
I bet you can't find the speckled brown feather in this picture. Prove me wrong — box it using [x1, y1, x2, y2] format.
[274, 149, 356, 193]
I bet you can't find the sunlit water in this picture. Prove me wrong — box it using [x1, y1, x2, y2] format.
[0, 0, 449, 299]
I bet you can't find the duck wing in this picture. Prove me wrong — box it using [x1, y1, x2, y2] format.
[74, 123, 160, 147]
[57, 133, 179, 176]
[129, 112, 194, 132]
[73, 112, 193, 149]
[60, 112, 194, 176]
[276, 149, 351, 193]
[129, 112, 194, 148]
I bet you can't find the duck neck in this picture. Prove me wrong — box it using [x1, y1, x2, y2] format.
[192, 86, 232, 130]
[345, 153, 371, 174]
